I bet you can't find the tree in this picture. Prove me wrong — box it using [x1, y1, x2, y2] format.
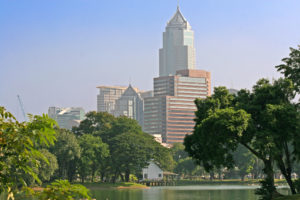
[276, 46, 300, 93]
[78, 134, 109, 183]
[184, 81, 300, 199]
[72, 111, 115, 137]
[38, 149, 58, 183]
[50, 129, 80, 182]
[110, 132, 153, 182]
[0, 107, 57, 198]
[151, 141, 175, 172]
[233, 145, 255, 181]
[171, 143, 189, 163]
[25, 180, 91, 200]
[174, 158, 197, 177]
[101, 116, 143, 143]
[235, 79, 299, 194]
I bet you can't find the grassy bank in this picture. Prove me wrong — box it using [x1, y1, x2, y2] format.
[175, 179, 287, 186]
[82, 182, 148, 189]
[274, 194, 300, 200]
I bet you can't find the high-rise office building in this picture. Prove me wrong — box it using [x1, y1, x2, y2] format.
[97, 86, 128, 114]
[96, 85, 152, 128]
[114, 85, 144, 127]
[159, 6, 196, 77]
[144, 70, 210, 143]
[144, 7, 211, 144]
[48, 107, 85, 130]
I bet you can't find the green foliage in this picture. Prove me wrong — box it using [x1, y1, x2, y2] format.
[72, 111, 115, 136]
[185, 106, 251, 171]
[78, 134, 109, 182]
[152, 141, 175, 171]
[171, 143, 189, 163]
[26, 180, 91, 200]
[50, 129, 80, 182]
[38, 149, 58, 183]
[110, 132, 154, 181]
[73, 112, 174, 182]
[233, 145, 255, 181]
[294, 179, 300, 194]
[0, 107, 57, 195]
[276, 46, 300, 93]
[174, 158, 197, 176]
[255, 177, 277, 200]
[184, 79, 300, 196]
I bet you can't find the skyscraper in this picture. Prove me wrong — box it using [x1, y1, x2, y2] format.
[159, 6, 196, 77]
[114, 85, 144, 127]
[48, 107, 85, 130]
[96, 85, 153, 129]
[144, 7, 211, 144]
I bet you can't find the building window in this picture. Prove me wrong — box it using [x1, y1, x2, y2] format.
[158, 173, 162, 178]
[144, 174, 148, 179]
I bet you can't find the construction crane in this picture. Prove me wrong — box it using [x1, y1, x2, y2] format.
[17, 95, 27, 121]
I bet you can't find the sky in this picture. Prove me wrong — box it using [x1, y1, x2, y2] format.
[0, 0, 300, 119]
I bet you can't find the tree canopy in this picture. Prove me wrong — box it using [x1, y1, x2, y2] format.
[184, 79, 300, 198]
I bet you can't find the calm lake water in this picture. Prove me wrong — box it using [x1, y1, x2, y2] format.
[91, 185, 290, 200]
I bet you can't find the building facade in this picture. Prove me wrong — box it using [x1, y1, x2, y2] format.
[159, 6, 196, 77]
[114, 85, 144, 127]
[96, 86, 128, 114]
[144, 7, 211, 144]
[142, 161, 163, 181]
[97, 85, 152, 129]
[144, 70, 210, 143]
[48, 107, 85, 130]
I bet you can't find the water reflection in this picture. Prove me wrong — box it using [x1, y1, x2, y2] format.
[91, 185, 290, 200]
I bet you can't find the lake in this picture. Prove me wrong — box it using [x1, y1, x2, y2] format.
[91, 185, 290, 200]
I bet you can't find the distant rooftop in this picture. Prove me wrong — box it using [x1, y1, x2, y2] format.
[96, 85, 141, 93]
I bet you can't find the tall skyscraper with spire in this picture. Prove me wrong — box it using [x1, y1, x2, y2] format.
[159, 6, 196, 77]
[144, 6, 211, 144]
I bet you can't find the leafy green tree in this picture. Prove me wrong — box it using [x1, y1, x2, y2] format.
[276, 46, 300, 93]
[25, 180, 91, 200]
[50, 129, 80, 182]
[235, 79, 299, 194]
[110, 132, 153, 182]
[184, 81, 299, 198]
[78, 134, 109, 183]
[251, 158, 264, 179]
[0, 107, 57, 198]
[38, 149, 58, 183]
[101, 116, 143, 143]
[233, 145, 255, 181]
[174, 158, 197, 177]
[171, 143, 189, 163]
[72, 111, 115, 136]
[152, 141, 175, 172]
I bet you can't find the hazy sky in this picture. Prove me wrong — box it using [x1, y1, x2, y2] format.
[1, 0, 300, 119]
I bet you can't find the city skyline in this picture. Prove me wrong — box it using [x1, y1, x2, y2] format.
[1, 0, 300, 118]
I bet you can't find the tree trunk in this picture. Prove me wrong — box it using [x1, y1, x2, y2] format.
[209, 172, 214, 181]
[277, 158, 296, 194]
[120, 173, 125, 182]
[125, 169, 130, 182]
[112, 169, 119, 183]
[218, 170, 222, 180]
[263, 160, 276, 198]
[101, 172, 105, 182]
[91, 173, 95, 183]
[241, 175, 245, 181]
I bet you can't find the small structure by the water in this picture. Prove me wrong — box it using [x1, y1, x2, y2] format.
[142, 161, 163, 181]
